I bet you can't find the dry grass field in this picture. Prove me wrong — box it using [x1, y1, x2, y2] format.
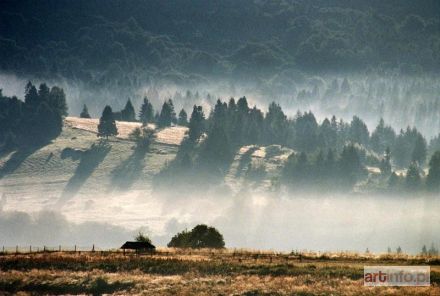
[0, 249, 439, 295]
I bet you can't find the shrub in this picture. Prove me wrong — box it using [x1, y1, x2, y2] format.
[168, 224, 225, 249]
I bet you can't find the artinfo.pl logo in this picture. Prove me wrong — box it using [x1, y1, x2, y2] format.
[364, 266, 430, 286]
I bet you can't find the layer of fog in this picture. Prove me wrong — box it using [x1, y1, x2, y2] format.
[1, 72, 440, 139]
[1, 72, 440, 253]
[1, 190, 439, 254]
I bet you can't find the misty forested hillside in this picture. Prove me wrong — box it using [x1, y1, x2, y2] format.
[2, 0, 440, 140]
[1, 0, 440, 86]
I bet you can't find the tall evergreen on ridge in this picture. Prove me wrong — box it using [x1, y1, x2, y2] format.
[169, 99, 177, 124]
[393, 127, 427, 168]
[121, 98, 136, 122]
[411, 134, 427, 166]
[48, 86, 68, 117]
[188, 105, 205, 142]
[406, 161, 421, 190]
[348, 116, 369, 147]
[292, 111, 318, 151]
[139, 97, 154, 125]
[20, 81, 66, 145]
[264, 102, 287, 146]
[371, 118, 396, 154]
[199, 120, 231, 176]
[24, 81, 40, 111]
[98, 105, 118, 139]
[80, 104, 91, 118]
[338, 145, 364, 188]
[427, 151, 440, 191]
[178, 108, 188, 126]
[158, 99, 176, 127]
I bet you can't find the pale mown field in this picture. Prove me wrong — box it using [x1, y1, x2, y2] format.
[0, 117, 305, 230]
[0, 249, 439, 295]
[0, 118, 185, 230]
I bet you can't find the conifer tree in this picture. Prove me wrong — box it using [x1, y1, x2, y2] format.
[121, 98, 136, 122]
[139, 97, 154, 125]
[427, 151, 440, 191]
[80, 104, 91, 118]
[98, 105, 118, 139]
[411, 134, 427, 166]
[24, 81, 40, 111]
[338, 145, 363, 188]
[406, 161, 421, 190]
[48, 86, 68, 117]
[178, 109, 188, 126]
[200, 121, 231, 175]
[188, 105, 205, 141]
[158, 99, 176, 127]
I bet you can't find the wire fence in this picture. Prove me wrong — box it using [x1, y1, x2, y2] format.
[0, 245, 121, 254]
[1, 246, 437, 262]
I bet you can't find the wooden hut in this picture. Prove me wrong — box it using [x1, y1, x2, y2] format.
[120, 241, 155, 254]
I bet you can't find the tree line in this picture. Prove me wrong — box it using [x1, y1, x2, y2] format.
[92, 97, 188, 139]
[2, 83, 440, 193]
[0, 82, 67, 149]
[142, 96, 440, 193]
[2, 0, 440, 89]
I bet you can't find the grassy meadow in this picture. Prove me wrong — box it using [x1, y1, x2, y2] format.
[0, 249, 439, 295]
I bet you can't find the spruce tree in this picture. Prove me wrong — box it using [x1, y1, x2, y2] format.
[158, 99, 176, 127]
[338, 145, 363, 188]
[80, 104, 91, 118]
[200, 121, 231, 175]
[98, 105, 118, 139]
[178, 108, 188, 126]
[348, 116, 369, 147]
[121, 98, 136, 122]
[406, 162, 421, 190]
[37, 83, 50, 102]
[48, 86, 68, 117]
[169, 99, 177, 124]
[264, 102, 287, 146]
[371, 118, 396, 154]
[139, 97, 154, 125]
[188, 105, 205, 141]
[427, 151, 440, 191]
[24, 81, 40, 111]
[411, 134, 427, 166]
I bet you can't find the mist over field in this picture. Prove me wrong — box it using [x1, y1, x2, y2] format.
[1, 0, 440, 256]
[1, 187, 439, 254]
[2, 73, 440, 139]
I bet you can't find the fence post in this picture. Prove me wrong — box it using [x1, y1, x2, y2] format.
[59, 245, 61, 252]
[2, 246, 4, 253]
[44, 246, 46, 252]
[92, 244, 95, 252]
[29, 245, 32, 253]
[16, 245, 18, 254]
[74, 245, 77, 252]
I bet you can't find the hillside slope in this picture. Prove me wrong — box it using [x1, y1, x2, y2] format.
[0, 118, 184, 227]
[0, 117, 294, 229]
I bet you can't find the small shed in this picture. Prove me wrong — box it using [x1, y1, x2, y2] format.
[120, 241, 155, 254]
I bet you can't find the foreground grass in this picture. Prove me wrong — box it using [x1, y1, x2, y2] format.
[0, 250, 439, 295]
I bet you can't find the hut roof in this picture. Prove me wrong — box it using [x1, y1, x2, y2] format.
[120, 241, 155, 250]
